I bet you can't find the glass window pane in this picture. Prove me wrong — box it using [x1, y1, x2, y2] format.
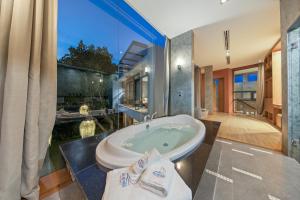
[41, 0, 164, 176]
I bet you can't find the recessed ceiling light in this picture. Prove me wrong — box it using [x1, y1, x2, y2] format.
[220, 0, 229, 4]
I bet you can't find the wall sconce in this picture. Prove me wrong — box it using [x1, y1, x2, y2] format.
[99, 74, 104, 83]
[145, 66, 150, 73]
[177, 65, 183, 71]
[176, 58, 184, 71]
[220, 0, 229, 4]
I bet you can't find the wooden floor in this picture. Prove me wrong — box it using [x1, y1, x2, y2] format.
[206, 113, 282, 152]
[39, 168, 72, 199]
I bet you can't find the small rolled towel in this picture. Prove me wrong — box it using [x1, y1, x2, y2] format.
[129, 148, 161, 183]
[139, 159, 174, 197]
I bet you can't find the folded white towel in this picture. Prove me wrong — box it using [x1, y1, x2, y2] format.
[140, 159, 174, 197]
[128, 148, 161, 184]
[102, 161, 192, 200]
[130, 148, 161, 175]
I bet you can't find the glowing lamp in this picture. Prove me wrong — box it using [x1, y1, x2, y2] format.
[79, 105, 89, 116]
[80, 120, 96, 138]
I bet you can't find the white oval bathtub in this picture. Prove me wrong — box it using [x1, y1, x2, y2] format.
[96, 114, 206, 169]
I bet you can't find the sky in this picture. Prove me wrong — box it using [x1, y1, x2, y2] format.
[58, 0, 151, 64]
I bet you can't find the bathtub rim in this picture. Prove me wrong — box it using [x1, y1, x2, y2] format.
[96, 114, 206, 169]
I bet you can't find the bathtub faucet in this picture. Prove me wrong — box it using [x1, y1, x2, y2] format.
[144, 114, 152, 129]
[144, 114, 151, 123]
[144, 112, 157, 130]
[151, 112, 157, 120]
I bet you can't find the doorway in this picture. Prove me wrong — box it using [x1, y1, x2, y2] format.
[233, 67, 258, 115]
[213, 78, 225, 112]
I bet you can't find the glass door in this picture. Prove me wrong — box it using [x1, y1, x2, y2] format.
[233, 68, 258, 115]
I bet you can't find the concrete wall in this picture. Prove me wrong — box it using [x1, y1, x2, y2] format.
[204, 66, 213, 113]
[169, 31, 194, 116]
[152, 45, 167, 117]
[280, 0, 300, 155]
[287, 27, 300, 162]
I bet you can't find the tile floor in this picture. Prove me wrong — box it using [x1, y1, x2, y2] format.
[43, 119, 300, 200]
[195, 138, 300, 200]
[45, 138, 300, 200]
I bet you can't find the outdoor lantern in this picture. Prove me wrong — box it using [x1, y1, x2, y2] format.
[79, 104, 89, 115]
[99, 74, 104, 83]
[80, 120, 96, 138]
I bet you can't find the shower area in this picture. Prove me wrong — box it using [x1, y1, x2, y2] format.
[287, 17, 300, 162]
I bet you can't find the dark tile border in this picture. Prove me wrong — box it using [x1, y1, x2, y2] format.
[60, 120, 220, 200]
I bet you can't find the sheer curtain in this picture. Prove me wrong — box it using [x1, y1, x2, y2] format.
[0, 0, 57, 199]
[256, 63, 265, 115]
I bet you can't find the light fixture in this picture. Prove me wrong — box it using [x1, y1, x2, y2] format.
[226, 50, 230, 57]
[79, 104, 89, 115]
[145, 66, 150, 73]
[220, 0, 229, 4]
[99, 74, 104, 83]
[80, 120, 96, 138]
[177, 65, 182, 71]
[176, 162, 182, 170]
[224, 30, 231, 64]
[176, 58, 184, 71]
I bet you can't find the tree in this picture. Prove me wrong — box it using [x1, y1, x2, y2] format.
[59, 40, 117, 74]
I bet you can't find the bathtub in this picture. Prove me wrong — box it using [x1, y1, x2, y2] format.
[96, 115, 206, 169]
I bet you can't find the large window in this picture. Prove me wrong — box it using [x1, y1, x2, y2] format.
[233, 67, 258, 115]
[40, 0, 164, 176]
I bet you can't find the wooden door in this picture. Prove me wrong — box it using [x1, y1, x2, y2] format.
[218, 78, 225, 112]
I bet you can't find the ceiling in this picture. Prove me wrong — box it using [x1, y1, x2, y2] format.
[194, 6, 280, 69]
[126, 0, 281, 70]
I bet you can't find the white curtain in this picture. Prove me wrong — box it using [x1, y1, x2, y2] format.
[256, 63, 265, 115]
[0, 0, 57, 199]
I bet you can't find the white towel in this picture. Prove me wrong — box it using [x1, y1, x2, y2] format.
[130, 148, 161, 175]
[139, 159, 174, 197]
[128, 148, 161, 183]
[102, 163, 192, 200]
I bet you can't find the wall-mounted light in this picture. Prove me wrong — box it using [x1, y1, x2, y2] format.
[145, 66, 150, 73]
[99, 74, 104, 83]
[176, 162, 182, 170]
[176, 58, 184, 71]
[220, 0, 229, 4]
